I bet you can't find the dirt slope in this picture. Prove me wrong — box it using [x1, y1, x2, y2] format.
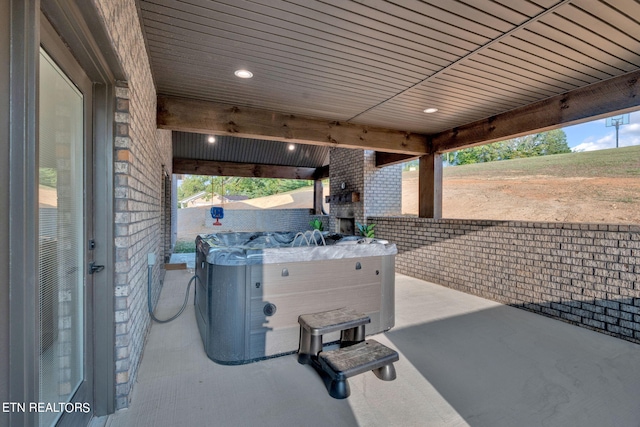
[402, 171, 640, 223]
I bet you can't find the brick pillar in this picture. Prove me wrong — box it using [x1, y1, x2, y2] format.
[113, 83, 133, 409]
[329, 148, 402, 234]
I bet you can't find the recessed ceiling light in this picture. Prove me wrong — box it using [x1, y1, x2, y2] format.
[423, 108, 439, 114]
[288, 144, 295, 151]
[234, 69, 253, 78]
[207, 136, 216, 143]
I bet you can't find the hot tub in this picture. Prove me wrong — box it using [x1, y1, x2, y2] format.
[194, 231, 396, 364]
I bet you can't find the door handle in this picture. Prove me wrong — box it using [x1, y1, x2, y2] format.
[89, 262, 105, 274]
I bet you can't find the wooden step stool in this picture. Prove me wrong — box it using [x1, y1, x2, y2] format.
[297, 307, 398, 399]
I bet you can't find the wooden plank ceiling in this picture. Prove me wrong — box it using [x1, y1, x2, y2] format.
[138, 0, 640, 171]
[172, 131, 331, 179]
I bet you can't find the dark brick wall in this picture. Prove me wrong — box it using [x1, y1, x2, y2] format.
[372, 217, 640, 343]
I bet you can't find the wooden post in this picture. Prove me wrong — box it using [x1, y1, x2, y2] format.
[418, 153, 442, 218]
[313, 180, 324, 215]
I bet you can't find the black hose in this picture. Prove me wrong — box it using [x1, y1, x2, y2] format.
[148, 265, 197, 324]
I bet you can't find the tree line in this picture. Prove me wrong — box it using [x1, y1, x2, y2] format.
[450, 129, 571, 165]
[177, 175, 312, 207]
[403, 129, 571, 169]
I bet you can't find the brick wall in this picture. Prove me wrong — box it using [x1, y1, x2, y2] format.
[94, 0, 173, 409]
[329, 148, 364, 232]
[329, 148, 401, 233]
[372, 217, 640, 344]
[363, 150, 402, 217]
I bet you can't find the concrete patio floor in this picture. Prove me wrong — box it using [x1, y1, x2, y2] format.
[104, 270, 640, 427]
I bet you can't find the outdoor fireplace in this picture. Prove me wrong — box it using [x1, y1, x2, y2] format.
[337, 217, 355, 235]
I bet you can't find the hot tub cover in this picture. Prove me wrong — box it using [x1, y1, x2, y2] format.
[196, 231, 397, 265]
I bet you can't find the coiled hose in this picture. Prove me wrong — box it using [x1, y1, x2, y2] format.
[147, 265, 197, 324]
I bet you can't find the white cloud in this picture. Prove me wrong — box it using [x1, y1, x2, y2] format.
[569, 111, 640, 152]
[620, 122, 640, 142]
[572, 120, 640, 152]
[572, 134, 615, 152]
[604, 121, 640, 149]
[621, 122, 640, 132]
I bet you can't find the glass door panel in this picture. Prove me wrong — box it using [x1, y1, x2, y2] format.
[38, 48, 85, 427]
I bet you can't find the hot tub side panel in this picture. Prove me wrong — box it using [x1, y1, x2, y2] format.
[210, 265, 248, 363]
[194, 249, 209, 351]
[248, 256, 391, 361]
[196, 261, 249, 364]
[380, 254, 395, 331]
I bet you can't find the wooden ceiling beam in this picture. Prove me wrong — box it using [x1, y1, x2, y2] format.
[158, 96, 429, 155]
[432, 69, 640, 153]
[173, 158, 328, 180]
[313, 165, 330, 180]
[375, 152, 419, 167]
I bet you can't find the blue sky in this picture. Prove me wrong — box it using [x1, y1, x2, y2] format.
[564, 110, 640, 152]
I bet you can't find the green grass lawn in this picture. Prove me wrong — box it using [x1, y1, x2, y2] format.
[444, 145, 640, 179]
[173, 240, 196, 253]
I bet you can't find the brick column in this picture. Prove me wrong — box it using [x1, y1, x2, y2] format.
[113, 83, 133, 408]
[329, 148, 401, 234]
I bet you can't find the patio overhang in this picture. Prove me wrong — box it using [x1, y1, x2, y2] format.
[165, 65, 640, 169]
[432, 68, 640, 153]
[141, 0, 640, 219]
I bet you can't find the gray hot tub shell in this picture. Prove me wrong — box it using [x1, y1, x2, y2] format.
[194, 231, 396, 364]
